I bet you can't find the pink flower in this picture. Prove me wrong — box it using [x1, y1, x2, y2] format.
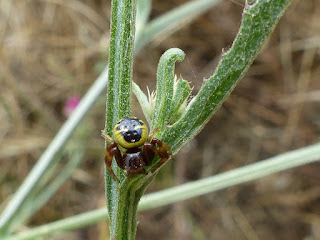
[63, 96, 81, 117]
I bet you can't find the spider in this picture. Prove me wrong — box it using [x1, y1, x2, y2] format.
[101, 117, 172, 182]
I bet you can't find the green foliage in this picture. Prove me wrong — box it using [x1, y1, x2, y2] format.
[162, 0, 293, 155]
[168, 77, 192, 124]
[104, 0, 136, 238]
[105, 0, 294, 239]
[0, 0, 298, 240]
[152, 48, 186, 132]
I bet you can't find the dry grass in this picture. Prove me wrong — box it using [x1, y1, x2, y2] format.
[0, 0, 320, 239]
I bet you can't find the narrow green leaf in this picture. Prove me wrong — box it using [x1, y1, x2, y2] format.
[132, 82, 152, 124]
[152, 48, 185, 132]
[163, 0, 293, 155]
[136, 0, 152, 38]
[169, 78, 192, 123]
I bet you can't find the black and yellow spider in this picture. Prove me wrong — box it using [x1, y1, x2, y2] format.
[101, 117, 171, 182]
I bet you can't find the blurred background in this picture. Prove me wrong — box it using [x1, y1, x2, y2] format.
[0, 0, 320, 239]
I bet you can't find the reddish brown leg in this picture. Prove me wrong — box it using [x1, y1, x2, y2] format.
[143, 138, 172, 173]
[147, 128, 159, 142]
[101, 131, 122, 182]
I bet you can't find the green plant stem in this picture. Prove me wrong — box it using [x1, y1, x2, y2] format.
[104, 0, 137, 239]
[6, 141, 320, 240]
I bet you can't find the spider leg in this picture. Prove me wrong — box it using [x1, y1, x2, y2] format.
[101, 130, 122, 182]
[147, 128, 159, 142]
[143, 138, 172, 173]
[101, 130, 114, 142]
